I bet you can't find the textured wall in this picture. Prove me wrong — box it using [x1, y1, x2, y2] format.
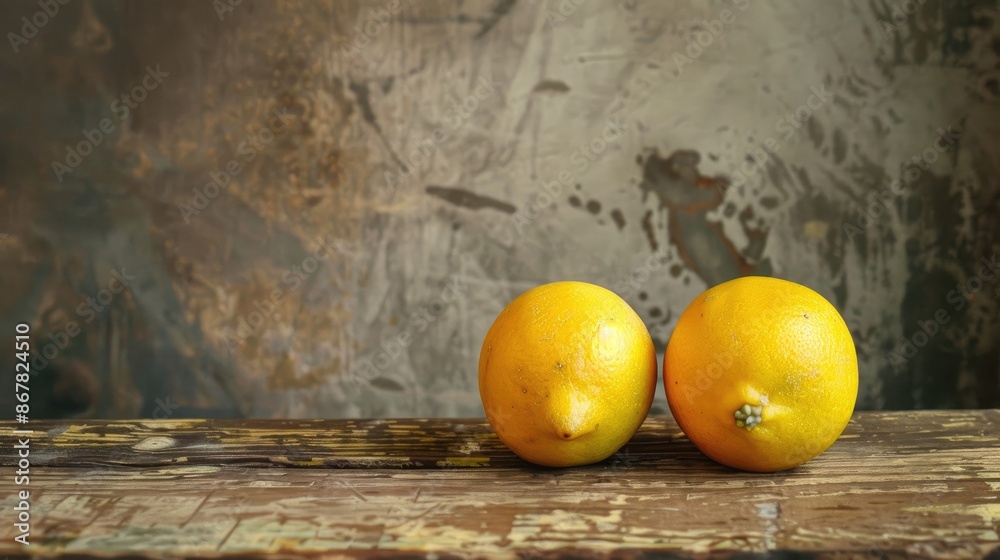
[1, 0, 998, 419]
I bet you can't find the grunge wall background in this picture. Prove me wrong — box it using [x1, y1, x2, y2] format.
[1, 0, 998, 418]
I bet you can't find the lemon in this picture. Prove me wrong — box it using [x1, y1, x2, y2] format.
[664, 276, 859, 472]
[479, 281, 657, 467]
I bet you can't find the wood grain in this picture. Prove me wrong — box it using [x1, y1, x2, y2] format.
[1, 411, 998, 558]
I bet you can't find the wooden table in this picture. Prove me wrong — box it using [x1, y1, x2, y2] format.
[1, 411, 998, 559]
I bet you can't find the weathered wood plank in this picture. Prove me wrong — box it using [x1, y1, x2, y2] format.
[3, 463, 999, 557]
[2, 411, 998, 470]
[0, 412, 997, 558]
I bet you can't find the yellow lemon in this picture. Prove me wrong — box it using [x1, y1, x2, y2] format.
[664, 276, 858, 472]
[479, 281, 657, 467]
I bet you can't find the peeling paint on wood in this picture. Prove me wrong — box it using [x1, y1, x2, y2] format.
[0, 411, 998, 558]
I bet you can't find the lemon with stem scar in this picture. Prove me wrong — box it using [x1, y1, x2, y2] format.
[664, 276, 858, 472]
